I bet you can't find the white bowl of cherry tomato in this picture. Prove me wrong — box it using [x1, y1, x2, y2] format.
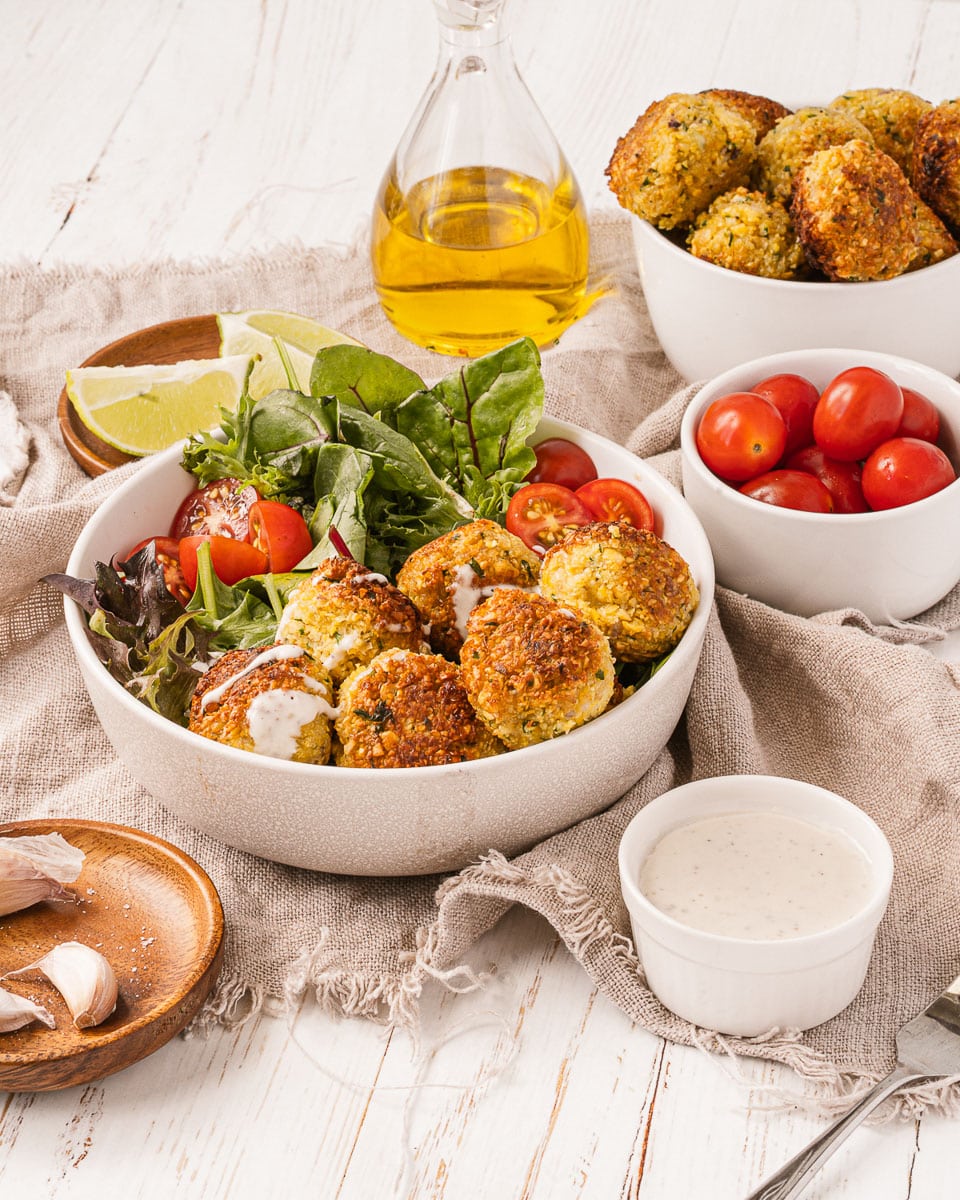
[679, 348, 960, 621]
[61, 416, 714, 876]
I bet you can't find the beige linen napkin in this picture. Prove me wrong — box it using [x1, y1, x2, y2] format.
[2, 214, 959, 1118]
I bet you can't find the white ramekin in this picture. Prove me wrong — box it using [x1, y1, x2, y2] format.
[618, 774, 894, 1036]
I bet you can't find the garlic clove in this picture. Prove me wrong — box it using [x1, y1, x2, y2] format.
[5, 942, 118, 1029]
[0, 984, 56, 1033]
[0, 833, 86, 916]
[0, 833, 85, 883]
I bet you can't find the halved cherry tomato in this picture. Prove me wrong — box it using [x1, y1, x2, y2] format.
[574, 478, 655, 531]
[750, 373, 819, 457]
[861, 437, 956, 510]
[696, 392, 788, 482]
[526, 438, 599, 491]
[812, 367, 903, 462]
[170, 478, 260, 540]
[783, 445, 869, 514]
[896, 387, 941, 443]
[505, 482, 594, 554]
[118, 536, 192, 604]
[248, 500, 313, 572]
[739, 469, 834, 512]
[178, 535, 269, 592]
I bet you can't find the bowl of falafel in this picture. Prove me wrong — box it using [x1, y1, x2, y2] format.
[607, 88, 960, 382]
[61, 414, 714, 877]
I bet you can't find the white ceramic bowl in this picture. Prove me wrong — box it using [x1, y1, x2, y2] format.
[64, 416, 715, 877]
[632, 218, 960, 383]
[679, 348, 960, 621]
[618, 774, 893, 1036]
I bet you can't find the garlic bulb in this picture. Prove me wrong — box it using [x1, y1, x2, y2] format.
[0, 984, 56, 1033]
[0, 833, 86, 916]
[5, 942, 117, 1029]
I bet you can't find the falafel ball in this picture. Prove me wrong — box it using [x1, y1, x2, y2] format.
[755, 106, 875, 204]
[911, 98, 960, 231]
[540, 522, 699, 663]
[908, 195, 958, 270]
[606, 92, 758, 230]
[395, 519, 540, 659]
[687, 186, 805, 279]
[699, 89, 791, 142]
[334, 648, 504, 768]
[791, 139, 919, 280]
[459, 590, 615, 750]
[829, 88, 932, 174]
[276, 556, 426, 686]
[189, 644, 335, 764]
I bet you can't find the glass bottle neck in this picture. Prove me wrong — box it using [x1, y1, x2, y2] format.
[433, 0, 509, 49]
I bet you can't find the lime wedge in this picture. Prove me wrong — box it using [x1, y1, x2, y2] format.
[217, 309, 362, 398]
[66, 355, 255, 457]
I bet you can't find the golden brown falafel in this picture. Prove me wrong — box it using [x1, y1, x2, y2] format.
[699, 89, 791, 142]
[540, 522, 699, 663]
[687, 186, 805, 278]
[334, 649, 503, 768]
[459, 590, 615, 750]
[606, 92, 758, 229]
[791, 139, 919, 280]
[395, 519, 540, 659]
[189, 644, 335, 764]
[908, 194, 958, 269]
[755, 106, 875, 204]
[911, 98, 960, 231]
[829, 88, 932, 174]
[276, 556, 426, 686]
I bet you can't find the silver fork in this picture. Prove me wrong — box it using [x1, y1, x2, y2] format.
[744, 969, 960, 1200]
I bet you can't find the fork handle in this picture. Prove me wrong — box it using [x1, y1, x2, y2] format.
[743, 1065, 930, 1200]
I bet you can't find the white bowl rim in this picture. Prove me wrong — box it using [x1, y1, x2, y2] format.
[618, 773, 894, 950]
[634, 216, 960, 294]
[679, 347, 960, 523]
[64, 414, 715, 781]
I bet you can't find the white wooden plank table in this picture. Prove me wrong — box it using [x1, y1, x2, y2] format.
[1, 2, 959, 1196]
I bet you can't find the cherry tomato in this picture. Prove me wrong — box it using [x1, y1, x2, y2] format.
[861, 438, 957, 510]
[248, 500, 314, 572]
[505, 482, 594, 554]
[527, 437, 598, 490]
[178, 535, 269, 592]
[695, 392, 787, 482]
[739, 469, 834, 513]
[574, 478, 655, 531]
[812, 367, 903, 462]
[119, 536, 191, 604]
[170, 478, 260, 540]
[750, 373, 819, 457]
[896, 387, 941, 443]
[783, 445, 869, 514]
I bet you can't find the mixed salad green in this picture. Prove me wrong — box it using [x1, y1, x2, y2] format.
[47, 337, 546, 723]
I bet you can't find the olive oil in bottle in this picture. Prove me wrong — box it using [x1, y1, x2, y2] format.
[370, 0, 591, 357]
[371, 164, 589, 357]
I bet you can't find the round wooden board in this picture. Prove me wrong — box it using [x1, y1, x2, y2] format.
[0, 819, 224, 1092]
[57, 314, 221, 477]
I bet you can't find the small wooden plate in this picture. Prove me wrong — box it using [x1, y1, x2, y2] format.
[58, 314, 221, 477]
[0, 818, 224, 1092]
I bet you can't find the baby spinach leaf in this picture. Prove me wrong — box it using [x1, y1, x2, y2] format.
[392, 337, 543, 517]
[309, 344, 424, 417]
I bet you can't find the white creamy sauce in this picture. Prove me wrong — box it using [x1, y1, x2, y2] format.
[199, 644, 306, 711]
[449, 564, 539, 639]
[352, 571, 390, 585]
[638, 811, 874, 940]
[322, 630, 360, 672]
[247, 689, 339, 760]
